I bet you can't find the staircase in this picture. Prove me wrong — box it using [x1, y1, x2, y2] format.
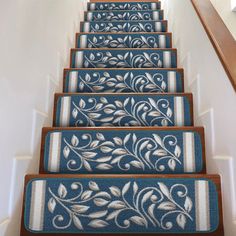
[21, 1, 224, 235]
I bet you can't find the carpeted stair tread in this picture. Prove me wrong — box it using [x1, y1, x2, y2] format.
[40, 127, 205, 174]
[22, 174, 222, 235]
[53, 93, 193, 127]
[70, 48, 177, 68]
[87, 2, 161, 11]
[80, 20, 168, 33]
[85, 10, 164, 22]
[76, 32, 172, 48]
[63, 68, 183, 93]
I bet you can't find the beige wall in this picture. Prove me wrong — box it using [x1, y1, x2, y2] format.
[211, 0, 236, 39]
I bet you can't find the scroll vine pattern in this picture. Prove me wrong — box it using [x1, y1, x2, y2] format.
[62, 132, 182, 172]
[89, 22, 157, 33]
[89, 12, 156, 22]
[76, 71, 167, 93]
[71, 96, 173, 126]
[82, 51, 163, 68]
[91, 3, 156, 11]
[86, 35, 159, 48]
[47, 181, 193, 231]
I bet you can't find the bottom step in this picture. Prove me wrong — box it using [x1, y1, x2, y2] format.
[22, 174, 223, 235]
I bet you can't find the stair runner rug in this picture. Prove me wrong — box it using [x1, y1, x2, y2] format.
[76, 33, 172, 48]
[63, 69, 183, 93]
[54, 94, 193, 127]
[23, 176, 219, 234]
[81, 21, 168, 33]
[84, 10, 164, 21]
[87, 2, 162, 11]
[71, 49, 177, 68]
[41, 128, 204, 174]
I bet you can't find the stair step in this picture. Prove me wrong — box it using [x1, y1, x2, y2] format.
[76, 32, 172, 48]
[88, 2, 161, 11]
[91, 0, 161, 2]
[40, 127, 205, 174]
[63, 68, 183, 93]
[85, 10, 164, 22]
[53, 93, 193, 127]
[70, 48, 177, 69]
[22, 174, 223, 235]
[80, 20, 168, 33]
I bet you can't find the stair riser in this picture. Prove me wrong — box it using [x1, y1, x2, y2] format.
[41, 127, 205, 174]
[70, 49, 177, 69]
[23, 175, 221, 234]
[87, 2, 161, 11]
[80, 21, 167, 33]
[85, 10, 164, 22]
[77, 33, 172, 49]
[63, 69, 183, 93]
[53, 94, 193, 127]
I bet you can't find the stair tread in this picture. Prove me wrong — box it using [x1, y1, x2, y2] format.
[63, 68, 183, 93]
[88, 1, 161, 11]
[76, 32, 172, 48]
[80, 20, 168, 33]
[53, 93, 193, 127]
[70, 48, 177, 68]
[85, 10, 164, 22]
[40, 126, 205, 174]
[22, 174, 223, 235]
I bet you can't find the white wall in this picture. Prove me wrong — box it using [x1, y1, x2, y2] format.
[162, 0, 236, 235]
[211, 0, 236, 39]
[0, 0, 87, 235]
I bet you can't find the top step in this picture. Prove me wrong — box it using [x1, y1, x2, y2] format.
[88, 2, 161, 11]
[91, 0, 160, 2]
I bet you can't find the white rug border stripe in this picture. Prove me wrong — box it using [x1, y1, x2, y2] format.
[29, 180, 46, 231]
[153, 11, 159, 21]
[75, 51, 84, 68]
[174, 96, 184, 126]
[83, 22, 90, 33]
[163, 51, 171, 68]
[60, 97, 71, 127]
[159, 35, 166, 48]
[48, 132, 62, 172]
[195, 180, 210, 231]
[151, 3, 157, 10]
[80, 35, 87, 48]
[68, 71, 78, 93]
[89, 3, 95, 11]
[155, 22, 162, 32]
[86, 12, 93, 21]
[167, 71, 176, 92]
[183, 132, 196, 172]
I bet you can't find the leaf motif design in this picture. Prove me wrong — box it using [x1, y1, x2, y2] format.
[168, 159, 176, 171]
[153, 134, 164, 146]
[122, 182, 131, 195]
[148, 203, 155, 219]
[94, 198, 109, 207]
[130, 216, 147, 227]
[79, 99, 86, 108]
[113, 137, 123, 145]
[112, 148, 127, 155]
[88, 219, 108, 228]
[71, 135, 79, 147]
[96, 133, 105, 141]
[96, 163, 113, 170]
[158, 182, 170, 198]
[63, 146, 70, 159]
[157, 201, 176, 210]
[83, 160, 92, 171]
[82, 152, 97, 158]
[71, 205, 90, 213]
[142, 190, 153, 204]
[72, 108, 78, 118]
[106, 210, 122, 221]
[153, 149, 167, 156]
[89, 210, 108, 219]
[89, 181, 100, 191]
[48, 197, 56, 213]
[184, 196, 193, 213]
[81, 190, 93, 200]
[73, 215, 83, 230]
[58, 183, 67, 198]
[108, 200, 126, 209]
[133, 182, 138, 195]
[174, 145, 181, 157]
[109, 186, 121, 197]
[176, 213, 186, 229]
[130, 161, 144, 169]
